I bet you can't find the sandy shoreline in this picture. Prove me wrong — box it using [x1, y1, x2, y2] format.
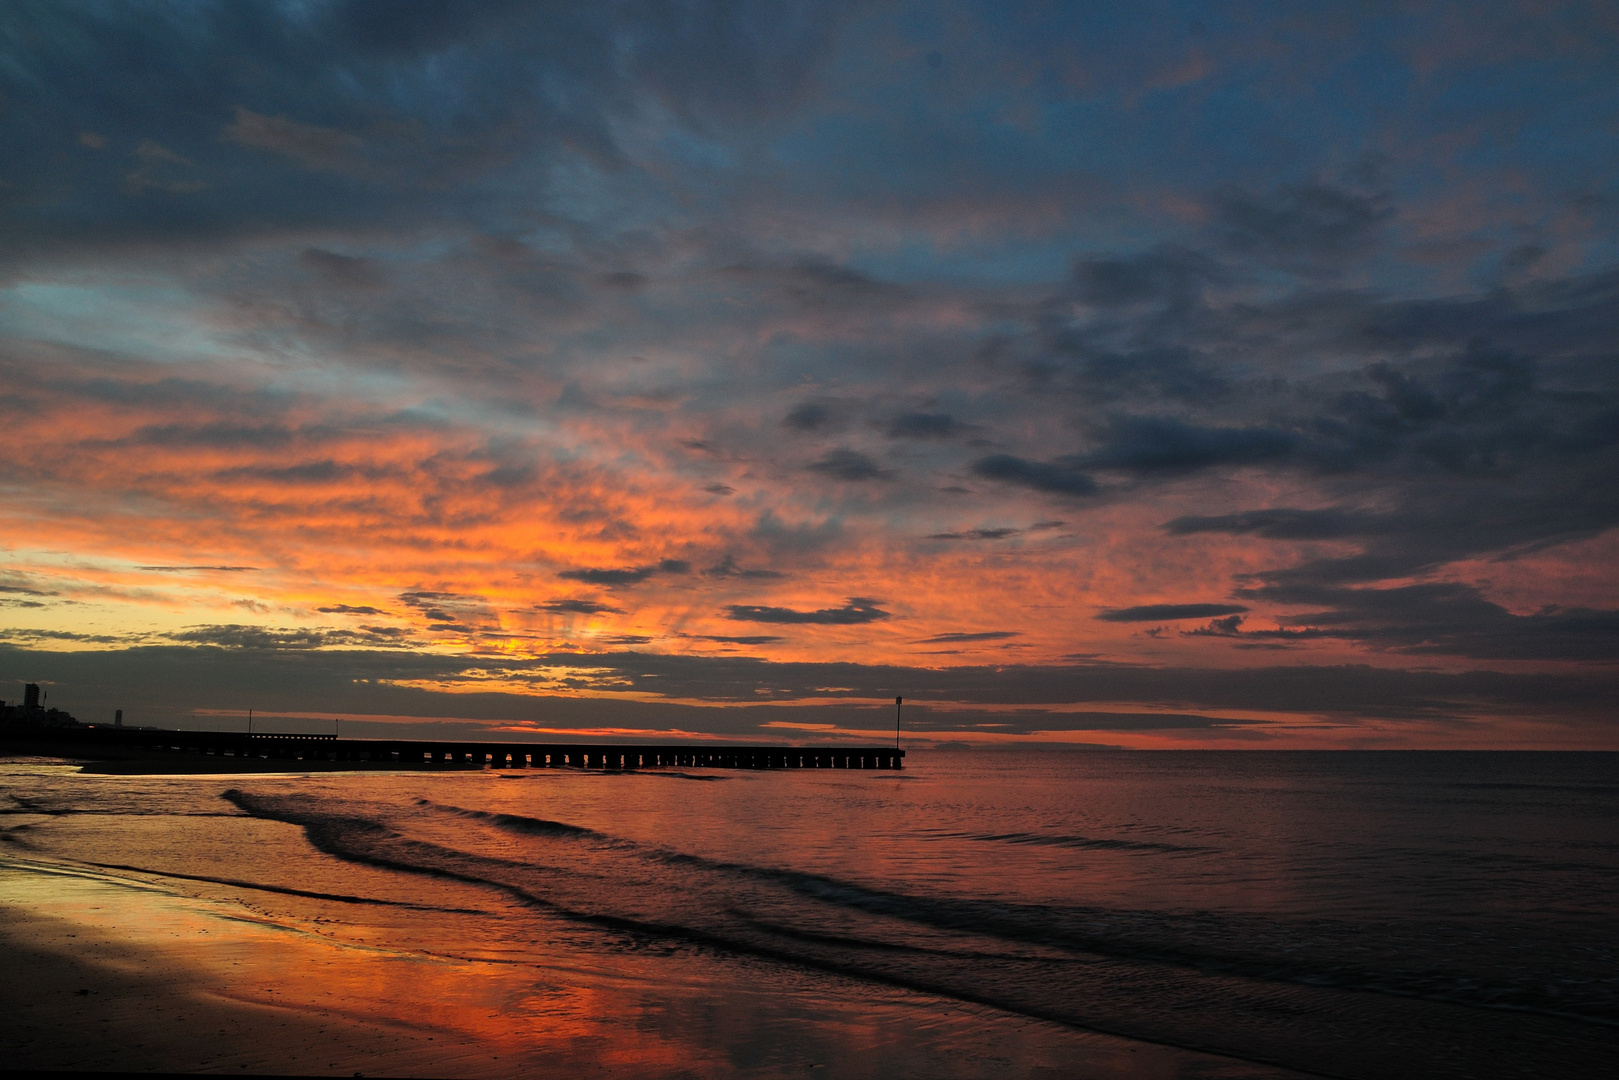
[0, 852, 1296, 1079]
[1, 755, 1320, 1078]
[0, 863, 563, 1078]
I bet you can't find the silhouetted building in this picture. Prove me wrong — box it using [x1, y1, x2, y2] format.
[115, 709, 123, 728]
[0, 683, 78, 729]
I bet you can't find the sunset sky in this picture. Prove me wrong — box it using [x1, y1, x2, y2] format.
[3, 1, 1618, 747]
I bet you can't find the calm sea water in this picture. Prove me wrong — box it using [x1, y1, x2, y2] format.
[3, 749, 1617, 1077]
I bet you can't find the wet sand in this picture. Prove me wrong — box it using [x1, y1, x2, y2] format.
[0, 868, 556, 1077]
[3, 855, 1282, 1079]
[8, 852, 1317, 1079]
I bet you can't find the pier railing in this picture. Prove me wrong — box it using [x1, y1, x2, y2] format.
[1, 725, 904, 770]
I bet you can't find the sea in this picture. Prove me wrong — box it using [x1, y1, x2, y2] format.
[2, 749, 1616, 1078]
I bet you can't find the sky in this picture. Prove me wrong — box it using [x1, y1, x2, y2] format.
[2, 0, 1618, 748]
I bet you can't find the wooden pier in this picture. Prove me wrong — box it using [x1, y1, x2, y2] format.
[1, 725, 904, 770]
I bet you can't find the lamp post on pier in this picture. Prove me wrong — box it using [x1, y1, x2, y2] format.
[895, 696, 903, 751]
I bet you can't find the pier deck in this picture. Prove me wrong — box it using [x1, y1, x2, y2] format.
[1, 725, 904, 770]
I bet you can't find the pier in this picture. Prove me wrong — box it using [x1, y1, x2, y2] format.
[1, 725, 904, 770]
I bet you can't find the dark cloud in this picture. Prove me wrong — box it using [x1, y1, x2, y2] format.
[1072, 244, 1224, 309]
[999, 711, 1265, 733]
[395, 591, 496, 631]
[166, 624, 410, 649]
[1224, 582, 1619, 661]
[0, 574, 54, 597]
[317, 604, 386, 616]
[927, 527, 1023, 540]
[929, 521, 1061, 541]
[1080, 416, 1298, 474]
[214, 460, 362, 484]
[558, 567, 654, 587]
[7, 644, 1614, 737]
[705, 555, 785, 579]
[725, 598, 891, 625]
[916, 632, 1021, 643]
[1165, 508, 1384, 542]
[558, 561, 688, 587]
[1212, 182, 1393, 266]
[1183, 615, 1246, 637]
[298, 247, 383, 288]
[0, 0, 852, 262]
[784, 401, 839, 432]
[322, 0, 536, 59]
[807, 448, 891, 481]
[724, 259, 907, 312]
[886, 412, 959, 439]
[137, 565, 258, 572]
[970, 455, 1098, 496]
[4, 2, 1618, 748]
[538, 599, 623, 616]
[1097, 604, 1250, 623]
[687, 635, 786, 645]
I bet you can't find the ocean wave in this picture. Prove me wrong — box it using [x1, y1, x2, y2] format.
[925, 828, 1210, 854]
[220, 787, 1619, 1054]
[413, 799, 605, 841]
[77, 860, 487, 912]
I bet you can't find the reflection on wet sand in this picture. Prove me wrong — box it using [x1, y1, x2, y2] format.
[0, 855, 1249, 1079]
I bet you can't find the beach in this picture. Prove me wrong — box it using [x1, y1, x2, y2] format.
[2, 759, 1256, 1079]
[3, 751, 1615, 1078]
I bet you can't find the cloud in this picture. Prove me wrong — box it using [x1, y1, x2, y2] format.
[1097, 603, 1250, 623]
[166, 624, 411, 650]
[558, 559, 690, 587]
[970, 455, 1098, 496]
[915, 631, 1021, 643]
[724, 259, 907, 313]
[558, 566, 654, 586]
[927, 521, 1064, 540]
[705, 555, 785, 579]
[927, 527, 1023, 540]
[3, 1, 1618, 749]
[1164, 508, 1382, 542]
[785, 400, 839, 432]
[395, 591, 496, 631]
[1183, 615, 1246, 637]
[1225, 582, 1619, 661]
[807, 448, 891, 481]
[317, 605, 387, 616]
[298, 247, 384, 289]
[8, 643, 1616, 738]
[886, 412, 959, 439]
[1212, 181, 1393, 266]
[1072, 244, 1224, 309]
[724, 598, 891, 625]
[1079, 416, 1298, 474]
[222, 108, 369, 175]
[125, 139, 207, 193]
[538, 599, 623, 616]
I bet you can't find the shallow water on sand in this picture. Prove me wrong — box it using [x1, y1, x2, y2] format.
[3, 750, 1616, 1078]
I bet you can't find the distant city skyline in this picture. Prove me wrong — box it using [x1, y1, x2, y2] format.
[3, 2, 1618, 747]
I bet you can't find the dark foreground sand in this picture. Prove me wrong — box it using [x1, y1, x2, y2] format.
[0, 892, 549, 1077]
